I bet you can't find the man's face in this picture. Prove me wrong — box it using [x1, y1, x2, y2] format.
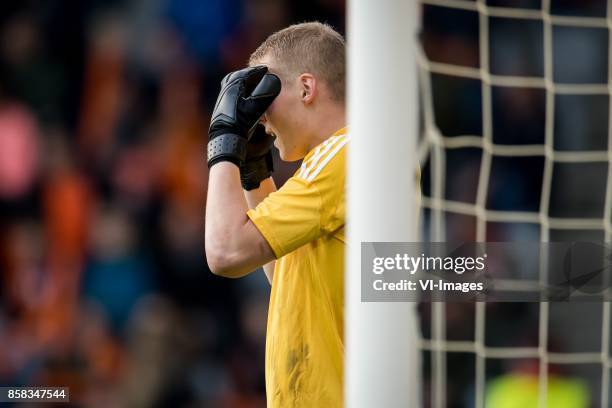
[253, 55, 305, 161]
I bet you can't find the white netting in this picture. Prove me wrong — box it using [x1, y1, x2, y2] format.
[417, 0, 612, 406]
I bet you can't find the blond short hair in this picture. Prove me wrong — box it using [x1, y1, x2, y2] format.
[249, 22, 345, 103]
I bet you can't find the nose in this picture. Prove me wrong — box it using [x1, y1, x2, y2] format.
[259, 114, 267, 125]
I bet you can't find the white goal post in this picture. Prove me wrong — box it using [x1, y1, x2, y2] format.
[346, 1, 421, 407]
[348, 0, 612, 407]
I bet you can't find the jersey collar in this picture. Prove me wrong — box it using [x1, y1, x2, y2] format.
[302, 126, 348, 162]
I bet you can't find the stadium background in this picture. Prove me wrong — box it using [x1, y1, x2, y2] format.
[0, 0, 605, 406]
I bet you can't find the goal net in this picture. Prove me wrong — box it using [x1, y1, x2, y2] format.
[417, 0, 612, 407]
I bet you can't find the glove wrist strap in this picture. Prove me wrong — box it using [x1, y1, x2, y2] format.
[207, 133, 247, 168]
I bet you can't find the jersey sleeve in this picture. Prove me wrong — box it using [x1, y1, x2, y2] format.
[247, 137, 347, 258]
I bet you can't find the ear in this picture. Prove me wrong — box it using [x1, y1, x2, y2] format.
[298, 73, 316, 105]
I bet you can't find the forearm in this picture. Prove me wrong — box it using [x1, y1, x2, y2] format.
[205, 163, 271, 277]
[206, 162, 249, 243]
[244, 177, 277, 209]
[244, 177, 277, 283]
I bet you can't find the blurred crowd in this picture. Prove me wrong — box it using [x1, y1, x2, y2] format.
[0, 0, 609, 406]
[0, 0, 342, 406]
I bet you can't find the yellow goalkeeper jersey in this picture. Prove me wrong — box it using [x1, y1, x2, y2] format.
[247, 127, 348, 408]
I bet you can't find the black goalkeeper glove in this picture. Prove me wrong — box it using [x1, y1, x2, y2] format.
[240, 124, 275, 190]
[207, 66, 281, 168]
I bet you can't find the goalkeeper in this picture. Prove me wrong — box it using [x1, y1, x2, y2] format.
[205, 22, 347, 407]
